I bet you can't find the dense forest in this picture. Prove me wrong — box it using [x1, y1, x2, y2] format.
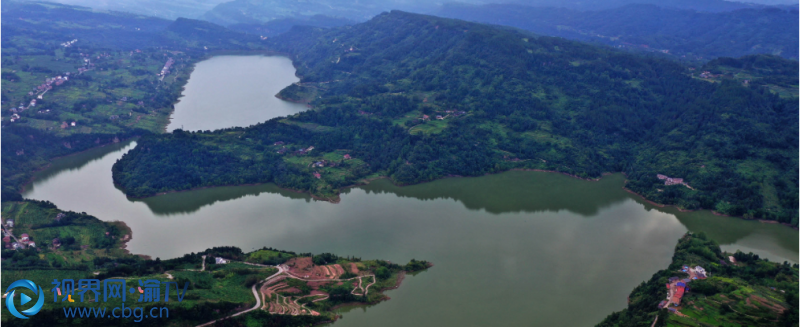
[112, 11, 798, 225]
[437, 3, 799, 60]
[596, 233, 798, 326]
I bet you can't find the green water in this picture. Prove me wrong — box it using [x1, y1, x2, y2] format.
[20, 55, 798, 327]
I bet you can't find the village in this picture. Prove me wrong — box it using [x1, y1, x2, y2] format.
[419, 109, 467, 122]
[656, 174, 694, 190]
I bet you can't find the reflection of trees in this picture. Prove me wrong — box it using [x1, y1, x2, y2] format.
[133, 183, 316, 216]
[350, 172, 631, 217]
[26, 141, 135, 192]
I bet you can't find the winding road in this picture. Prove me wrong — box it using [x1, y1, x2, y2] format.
[195, 264, 285, 327]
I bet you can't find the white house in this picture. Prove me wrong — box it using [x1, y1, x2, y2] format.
[215, 257, 228, 264]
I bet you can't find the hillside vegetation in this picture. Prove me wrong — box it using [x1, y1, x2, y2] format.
[112, 11, 798, 224]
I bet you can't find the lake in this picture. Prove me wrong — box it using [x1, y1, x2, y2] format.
[167, 55, 307, 132]
[22, 55, 799, 327]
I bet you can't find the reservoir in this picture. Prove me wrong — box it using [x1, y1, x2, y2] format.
[22, 56, 799, 327]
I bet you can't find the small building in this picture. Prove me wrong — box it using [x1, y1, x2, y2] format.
[11, 242, 22, 250]
[5, 219, 13, 228]
[343, 154, 351, 160]
[28, 242, 35, 248]
[20, 233, 29, 241]
[52, 238, 62, 247]
[71, 122, 76, 127]
[55, 213, 65, 222]
[215, 257, 228, 264]
[436, 115, 443, 120]
[274, 141, 285, 146]
[313, 172, 321, 179]
[2, 236, 10, 243]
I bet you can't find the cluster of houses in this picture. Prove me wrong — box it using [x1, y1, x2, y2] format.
[2, 219, 36, 250]
[659, 265, 707, 312]
[421, 110, 467, 122]
[698, 71, 718, 79]
[295, 146, 315, 155]
[60, 121, 78, 129]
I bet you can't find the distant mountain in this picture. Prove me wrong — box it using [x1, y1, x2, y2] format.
[228, 15, 355, 37]
[200, 0, 790, 27]
[40, 0, 229, 20]
[160, 18, 267, 50]
[500, 0, 790, 12]
[201, 0, 448, 26]
[437, 3, 799, 60]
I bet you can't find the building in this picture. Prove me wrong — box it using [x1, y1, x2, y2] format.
[695, 266, 707, 278]
[672, 282, 686, 306]
[343, 154, 351, 160]
[215, 257, 228, 264]
[52, 238, 62, 247]
[20, 234, 29, 241]
[313, 172, 321, 179]
[5, 219, 13, 228]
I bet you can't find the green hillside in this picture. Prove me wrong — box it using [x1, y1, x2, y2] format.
[597, 233, 798, 327]
[111, 11, 798, 224]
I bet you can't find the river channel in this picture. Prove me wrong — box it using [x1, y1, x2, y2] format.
[22, 55, 798, 327]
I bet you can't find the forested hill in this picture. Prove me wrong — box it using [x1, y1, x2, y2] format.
[112, 11, 798, 225]
[437, 3, 799, 60]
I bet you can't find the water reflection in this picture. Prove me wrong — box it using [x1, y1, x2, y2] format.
[353, 173, 630, 216]
[134, 183, 316, 215]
